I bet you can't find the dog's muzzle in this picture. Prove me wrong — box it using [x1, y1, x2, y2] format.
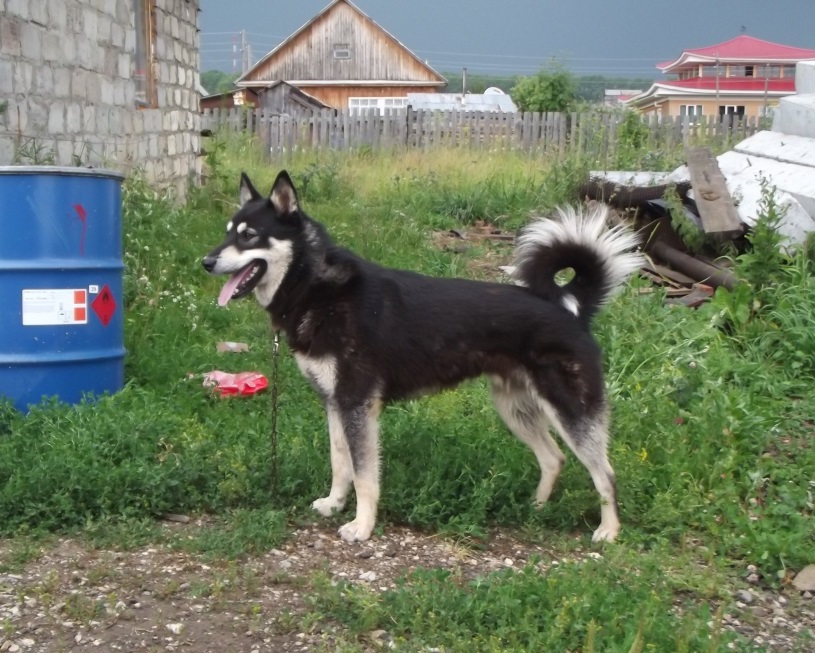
[202, 256, 217, 273]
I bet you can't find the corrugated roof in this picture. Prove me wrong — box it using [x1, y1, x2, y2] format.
[658, 35, 815, 71]
[406, 92, 517, 112]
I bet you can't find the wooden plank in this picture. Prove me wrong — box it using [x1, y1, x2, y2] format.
[684, 146, 744, 238]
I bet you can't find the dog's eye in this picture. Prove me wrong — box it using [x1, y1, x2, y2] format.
[242, 229, 257, 241]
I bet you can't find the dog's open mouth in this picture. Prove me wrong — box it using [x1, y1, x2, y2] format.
[217, 261, 267, 306]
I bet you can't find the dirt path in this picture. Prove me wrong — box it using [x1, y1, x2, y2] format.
[1, 525, 812, 652]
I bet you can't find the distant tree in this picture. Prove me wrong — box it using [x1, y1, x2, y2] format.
[510, 62, 576, 112]
[200, 70, 241, 95]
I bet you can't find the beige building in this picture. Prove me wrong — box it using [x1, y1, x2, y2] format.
[626, 35, 815, 120]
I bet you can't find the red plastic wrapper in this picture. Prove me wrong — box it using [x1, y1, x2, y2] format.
[202, 371, 269, 397]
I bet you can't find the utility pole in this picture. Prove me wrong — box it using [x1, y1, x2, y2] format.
[246, 43, 252, 72]
[715, 55, 720, 119]
[762, 70, 770, 121]
[240, 30, 247, 73]
[462, 67, 467, 94]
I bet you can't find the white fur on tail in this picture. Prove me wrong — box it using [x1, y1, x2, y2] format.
[511, 203, 643, 308]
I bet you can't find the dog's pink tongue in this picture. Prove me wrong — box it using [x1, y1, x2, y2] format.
[218, 266, 252, 307]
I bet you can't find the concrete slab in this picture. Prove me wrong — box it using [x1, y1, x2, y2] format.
[795, 60, 815, 94]
[716, 150, 815, 219]
[668, 152, 815, 247]
[588, 170, 670, 186]
[734, 131, 815, 169]
[772, 93, 815, 138]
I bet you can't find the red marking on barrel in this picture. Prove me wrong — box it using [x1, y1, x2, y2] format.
[73, 204, 87, 256]
[91, 284, 116, 326]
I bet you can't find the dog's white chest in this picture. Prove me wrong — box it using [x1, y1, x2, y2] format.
[294, 353, 337, 397]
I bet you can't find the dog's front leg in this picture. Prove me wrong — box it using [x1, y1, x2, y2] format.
[336, 399, 382, 543]
[312, 402, 354, 517]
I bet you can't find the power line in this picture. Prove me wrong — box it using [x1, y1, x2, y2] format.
[413, 48, 665, 62]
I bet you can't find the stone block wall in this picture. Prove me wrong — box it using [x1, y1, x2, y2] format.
[0, 0, 202, 199]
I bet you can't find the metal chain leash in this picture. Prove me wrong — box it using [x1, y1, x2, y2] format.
[270, 330, 281, 501]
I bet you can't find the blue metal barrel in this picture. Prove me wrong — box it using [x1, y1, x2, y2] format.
[0, 166, 126, 412]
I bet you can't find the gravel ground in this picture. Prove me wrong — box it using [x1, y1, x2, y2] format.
[1, 524, 813, 652]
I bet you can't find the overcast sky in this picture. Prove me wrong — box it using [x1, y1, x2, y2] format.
[199, 0, 815, 79]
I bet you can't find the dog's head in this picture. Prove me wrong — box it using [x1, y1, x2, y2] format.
[202, 171, 302, 308]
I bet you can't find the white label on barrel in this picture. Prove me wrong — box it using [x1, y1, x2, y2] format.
[22, 289, 88, 326]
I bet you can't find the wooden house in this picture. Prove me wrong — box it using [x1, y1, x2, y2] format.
[255, 82, 330, 117]
[200, 88, 259, 111]
[235, 0, 446, 111]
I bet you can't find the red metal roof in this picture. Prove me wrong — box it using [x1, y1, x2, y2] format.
[658, 35, 815, 70]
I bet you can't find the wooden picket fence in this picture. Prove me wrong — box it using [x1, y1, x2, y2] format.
[201, 107, 762, 162]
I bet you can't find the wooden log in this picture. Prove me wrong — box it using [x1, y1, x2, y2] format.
[647, 240, 738, 290]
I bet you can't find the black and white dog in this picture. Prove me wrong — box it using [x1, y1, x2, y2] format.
[203, 171, 643, 543]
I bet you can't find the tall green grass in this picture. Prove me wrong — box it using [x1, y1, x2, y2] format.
[0, 139, 813, 588]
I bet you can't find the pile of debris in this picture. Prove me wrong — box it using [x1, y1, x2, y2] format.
[579, 147, 742, 308]
[582, 60, 815, 307]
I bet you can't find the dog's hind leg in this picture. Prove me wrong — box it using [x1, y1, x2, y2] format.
[312, 403, 354, 517]
[490, 377, 566, 506]
[336, 398, 382, 543]
[539, 399, 620, 543]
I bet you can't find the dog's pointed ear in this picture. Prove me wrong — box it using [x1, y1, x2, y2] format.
[239, 172, 261, 208]
[269, 170, 299, 216]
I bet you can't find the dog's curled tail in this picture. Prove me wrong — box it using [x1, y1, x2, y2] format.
[508, 203, 643, 321]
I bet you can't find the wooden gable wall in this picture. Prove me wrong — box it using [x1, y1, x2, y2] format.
[244, 2, 443, 84]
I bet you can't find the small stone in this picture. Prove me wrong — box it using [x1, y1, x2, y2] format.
[166, 623, 184, 635]
[7, 645, 19, 653]
[279, 559, 293, 570]
[747, 573, 760, 584]
[75, 634, 82, 644]
[503, 558, 514, 567]
[792, 565, 815, 592]
[18, 641, 34, 649]
[382, 546, 397, 557]
[802, 591, 812, 599]
[736, 590, 754, 604]
[369, 630, 392, 647]
[312, 540, 324, 551]
[356, 548, 374, 559]
[359, 571, 377, 582]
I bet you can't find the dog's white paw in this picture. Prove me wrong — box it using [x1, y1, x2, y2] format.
[311, 496, 345, 517]
[591, 521, 620, 543]
[338, 519, 374, 543]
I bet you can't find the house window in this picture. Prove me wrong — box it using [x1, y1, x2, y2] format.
[718, 105, 746, 117]
[333, 44, 352, 60]
[679, 104, 703, 122]
[745, 65, 755, 77]
[781, 65, 796, 78]
[134, 0, 157, 107]
[348, 97, 407, 115]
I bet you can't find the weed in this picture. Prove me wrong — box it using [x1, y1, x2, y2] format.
[169, 509, 288, 559]
[312, 549, 736, 652]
